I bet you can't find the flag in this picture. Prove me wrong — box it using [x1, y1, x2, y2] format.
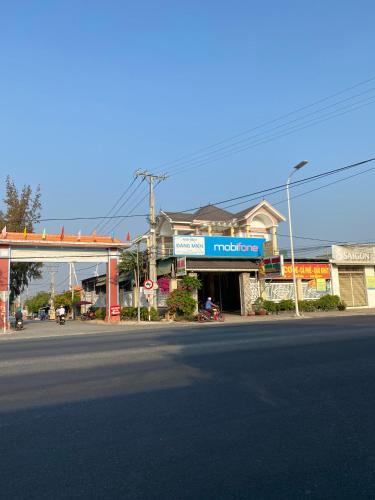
[1, 226, 6, 238]
[77, 230, 81, 241]
[23, 227, 27, 238]
[92, 229, 97, 241]
[60, 226, 64, 240]
[126, 232, 131, 242]
[111, 231, 115, 241]
[42, 228, 46, 240]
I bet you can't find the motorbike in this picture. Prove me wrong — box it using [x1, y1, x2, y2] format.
[197, 307, 225, 323]
[15, 318, 24, 331]
[80, 311, 95, 321]
[58, 314, 66, 325]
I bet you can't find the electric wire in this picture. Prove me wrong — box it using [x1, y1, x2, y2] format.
[96, 178, 146, 233]
[168, 96, 375, 177]
[152, 74, 375, 175]
[163, 89, 375, 177]
[172, 157, 375, 216]
[94, 177, 137, 232]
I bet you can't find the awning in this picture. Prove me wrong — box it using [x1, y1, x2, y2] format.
[157, 257, 173, 276]
[186, 258, 259, 272]
[95, 277, 106, 287]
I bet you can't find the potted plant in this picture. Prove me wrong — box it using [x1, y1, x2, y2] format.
[254, 297, 267, 316]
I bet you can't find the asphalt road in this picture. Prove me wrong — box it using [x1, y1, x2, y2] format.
[1, 316, 375, 499]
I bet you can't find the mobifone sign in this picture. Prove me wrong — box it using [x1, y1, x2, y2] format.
[173, 236, 264, 258]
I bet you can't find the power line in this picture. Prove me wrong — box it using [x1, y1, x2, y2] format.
[220, 163, 375, 214]
[153, 74, 375, 175]
[171, 156, 375, 216]
[97, 178, 146, 233]
[94, 177, 137, 232]
[107, 186, 150, 234]
[271, 165, 375, 208]
[163, 89, 375, 177]
[167, 96, 375, 177]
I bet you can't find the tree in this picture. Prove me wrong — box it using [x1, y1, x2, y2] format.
[24, 291, 50, 313]
[54, 290, 80, 311]
[118, 250, 147, 288]
[0, 177, 42, 301]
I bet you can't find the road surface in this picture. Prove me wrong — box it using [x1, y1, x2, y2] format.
[1, 316, 375, 499]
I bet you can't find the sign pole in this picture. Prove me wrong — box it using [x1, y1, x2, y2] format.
[137, 242, 141, 324]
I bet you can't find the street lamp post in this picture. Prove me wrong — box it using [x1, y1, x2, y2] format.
[286, 161, 308, 317]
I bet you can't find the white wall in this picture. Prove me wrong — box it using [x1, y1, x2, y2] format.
[331, 265, 340, 296]
[364, 266, 375, 307]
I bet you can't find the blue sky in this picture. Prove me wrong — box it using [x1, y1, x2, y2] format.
[1, 1, 375, 290]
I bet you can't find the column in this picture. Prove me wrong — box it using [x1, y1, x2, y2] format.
[0, 247, 10, 332]
[271, 225, 278, 255]
[239, 272, 253, 316]
[106, 250, 120, 323]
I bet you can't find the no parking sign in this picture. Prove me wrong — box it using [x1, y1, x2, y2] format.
[144, 279, 154, 290]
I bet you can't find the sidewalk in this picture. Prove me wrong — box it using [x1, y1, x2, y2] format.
[1, 307, 375, 340]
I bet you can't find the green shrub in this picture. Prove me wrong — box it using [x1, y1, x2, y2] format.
[254, 297, 266, 312]
[278, 299, 295, 311]
[298, 300, 317, 312]
[337, 301, 347, 311]
[121, 307, 138, 320]
[166, 289, 197, 316]
[179, 275, 202, 291]
[120, 306, 159, 321]
[95, 307, 106, 320]
[315, 294, 341, 311]
[140, 307, 159, 321]
[263, 300, 279, 314]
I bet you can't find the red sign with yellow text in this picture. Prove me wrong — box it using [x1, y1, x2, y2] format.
[283, 263, 331, 280]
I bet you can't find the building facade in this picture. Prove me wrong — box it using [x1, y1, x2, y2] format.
[331, 244, 375, 307]
[156, 201, 286, 314]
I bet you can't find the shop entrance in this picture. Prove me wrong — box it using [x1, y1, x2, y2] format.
[198, 272, 241, 313]
[338, 267, 367, 307]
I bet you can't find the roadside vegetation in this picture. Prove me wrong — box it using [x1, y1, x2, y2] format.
[253, 295, 346, 315]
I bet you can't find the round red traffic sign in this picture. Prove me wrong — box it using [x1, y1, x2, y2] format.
[144, 279, 154, 290]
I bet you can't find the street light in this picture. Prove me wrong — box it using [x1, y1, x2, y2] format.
[286, 161, 308, 317]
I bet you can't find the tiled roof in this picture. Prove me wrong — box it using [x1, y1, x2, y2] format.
[163, 211, 195, 222]
[194, 205, 233, 221]
[164, 204, 235, 223]
[235, 204, 257, 219]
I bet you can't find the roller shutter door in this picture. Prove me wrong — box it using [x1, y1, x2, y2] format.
[338, 270, 367, 307]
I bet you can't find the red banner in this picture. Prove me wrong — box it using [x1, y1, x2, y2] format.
[283, 263, 331, 280]
[110, 305, 121, 316]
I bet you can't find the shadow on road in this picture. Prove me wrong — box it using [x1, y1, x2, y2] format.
[1, 318, 375, 499]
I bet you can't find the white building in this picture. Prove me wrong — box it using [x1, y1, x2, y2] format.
[331, 244, 375, 307]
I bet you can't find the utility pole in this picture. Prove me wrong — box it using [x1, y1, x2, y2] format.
[47, 265, 58, 320]
[69, 263, 74, 319]
[134, 170, 167, 308]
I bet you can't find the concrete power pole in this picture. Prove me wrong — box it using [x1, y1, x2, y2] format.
[134, 170, 167, 307]
[47, 265, 58, 320]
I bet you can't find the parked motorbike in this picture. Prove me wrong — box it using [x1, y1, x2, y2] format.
[80, 311, 95, 321]
[197, 308, 225, 323]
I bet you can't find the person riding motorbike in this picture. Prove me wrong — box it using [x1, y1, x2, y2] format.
[56, 305, 66, 324]
[15, 307, 23, 329]
[204, 297, 219, 318]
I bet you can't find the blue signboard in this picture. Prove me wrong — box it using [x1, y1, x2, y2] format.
[173, 236, 265, 258]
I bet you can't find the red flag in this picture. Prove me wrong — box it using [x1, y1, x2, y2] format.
[126, 232, 131, 242]
[60, 226, 65, 240]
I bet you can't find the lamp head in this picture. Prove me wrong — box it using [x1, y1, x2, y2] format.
[294, 161, 308, 171]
